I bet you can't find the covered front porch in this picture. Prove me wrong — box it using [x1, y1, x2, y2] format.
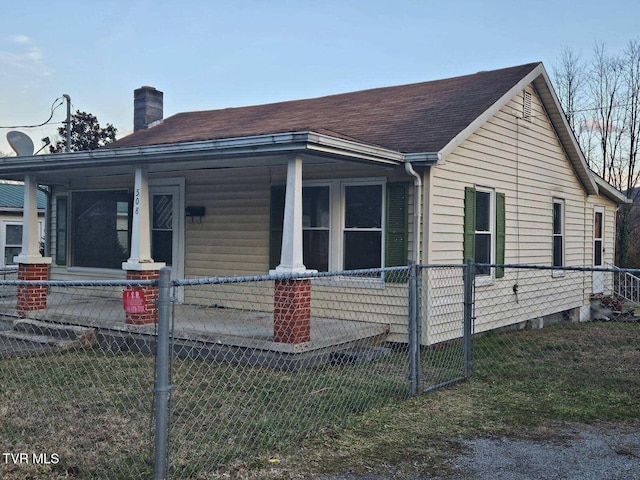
[0, 131, 417, 347]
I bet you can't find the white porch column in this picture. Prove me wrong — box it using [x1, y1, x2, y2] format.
[270, 156, 314, 344]
[122, 166, 164, 325]
[272, 155, 308, 274]
[15, 174, 50, 265]
[122, 166, 165, 271]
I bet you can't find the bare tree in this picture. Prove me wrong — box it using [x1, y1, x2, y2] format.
[617, 40, 640, 266]
[553, 46, 586, 134]
[553, 40, 640, 267]
[623, 40, 640, 197]
[588, 43, 627, 183]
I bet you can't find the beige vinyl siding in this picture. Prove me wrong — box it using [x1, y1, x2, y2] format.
[424, 85, 608, 344]
[184, 168, 271, 277]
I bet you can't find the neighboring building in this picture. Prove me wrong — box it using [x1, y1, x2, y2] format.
[0, 63, 628, 343]
[0, 182, 45, 269]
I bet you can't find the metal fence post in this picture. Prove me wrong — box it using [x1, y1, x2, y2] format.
[408, 261, 421, 396]
[463, 258, 475, 378]
[154, 267, 172, 480]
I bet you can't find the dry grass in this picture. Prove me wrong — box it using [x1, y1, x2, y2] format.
[0, 321, 638, 479]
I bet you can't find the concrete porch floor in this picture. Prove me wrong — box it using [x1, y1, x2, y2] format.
[0, 291, 390, 355]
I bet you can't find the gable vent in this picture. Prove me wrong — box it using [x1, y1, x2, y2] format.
[523, 91, 532, 121]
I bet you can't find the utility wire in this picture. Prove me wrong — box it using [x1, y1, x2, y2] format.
[565, 102, 635, 115]
[0, 97, 65, 129]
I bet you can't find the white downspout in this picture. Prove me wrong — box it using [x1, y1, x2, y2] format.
[405, 162, 422, 265]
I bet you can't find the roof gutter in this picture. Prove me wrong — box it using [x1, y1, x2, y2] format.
[404, 152, 441, 166]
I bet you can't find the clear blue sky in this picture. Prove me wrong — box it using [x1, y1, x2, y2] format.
[1, 0, 638, 155]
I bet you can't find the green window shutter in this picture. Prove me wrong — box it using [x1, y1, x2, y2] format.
[55, 196, 67, 266]
[495, 192, 505, 278]
[269, 186, 285, 270]
[385, 182, 409, 283]
[463, 187, 476, 262]
[385, 183, 409, 266]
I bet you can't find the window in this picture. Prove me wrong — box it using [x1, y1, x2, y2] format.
[4, 224, 23, 267]
[464, 187, 505, 279]
[270, 181, 408, 272]
[474, 190, 492, 275]
[302, 186, 330, 271]
[2, 221, 44, 267]
[152, 194, 173, 265]
[343, 184, 382, 270]
[594, 208, 603, 267]
[552, 199, 564, 267]
[70, 190, 131, 269]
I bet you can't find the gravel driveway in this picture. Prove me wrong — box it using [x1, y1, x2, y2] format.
[320, 423, 640, 480]
[450, 423, 640, 480]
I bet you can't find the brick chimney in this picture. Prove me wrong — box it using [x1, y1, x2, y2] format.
[134, 86, 163, 132]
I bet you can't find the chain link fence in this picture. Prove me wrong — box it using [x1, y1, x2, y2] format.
[0, 279, 157, 479]
[166, 267, 411, 478]
[470, 265, 640, 424]
[0, 264, 638, 478]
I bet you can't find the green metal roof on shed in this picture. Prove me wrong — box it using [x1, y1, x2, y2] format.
[0, 183, 46, 210]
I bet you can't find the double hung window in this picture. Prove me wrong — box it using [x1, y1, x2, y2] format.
[343, 184, 383, 270]
[271, 180, 408, 273]
[302, 186, 330, 272]
[552, 199, 565, 267]
[3, 224, 23, 267]
[464, 186, 505, 279]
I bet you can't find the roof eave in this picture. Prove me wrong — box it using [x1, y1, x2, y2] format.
[592, 174, 631, 204]
[435, 63, 599, 196]
[0, 131, 404, 176]
[533, 68, 599, 195]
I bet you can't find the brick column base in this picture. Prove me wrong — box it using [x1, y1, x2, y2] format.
[17, 263, 49, 317]
[273, 279, 311, 343]
[124, 270, 159, 325]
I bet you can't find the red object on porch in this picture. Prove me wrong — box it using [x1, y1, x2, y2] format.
[17, 263, 49, 317]
[124, 270, 160, 325]
[123, 288, 147, 314]
[273, 278, 311, 344]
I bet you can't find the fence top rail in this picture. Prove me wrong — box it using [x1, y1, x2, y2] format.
[418, 264, 466, 269]
[475, 263, 640, 274]
[0, 279, 157, 287]
[175, 266, 410, 287]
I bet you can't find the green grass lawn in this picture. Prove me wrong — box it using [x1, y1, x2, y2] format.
[0, 321, 638, 479]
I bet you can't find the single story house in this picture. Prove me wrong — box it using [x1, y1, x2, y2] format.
[0, 62, 627, 343]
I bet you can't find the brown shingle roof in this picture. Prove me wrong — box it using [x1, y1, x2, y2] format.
[109, 62, 541, 153]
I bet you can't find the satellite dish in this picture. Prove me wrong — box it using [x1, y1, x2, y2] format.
[7, 131, 34, 156]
